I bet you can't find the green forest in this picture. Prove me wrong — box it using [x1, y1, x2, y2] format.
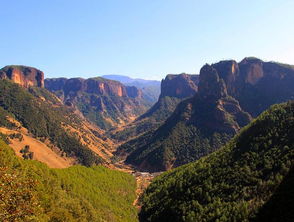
[0, 138, 137, 222]
[0, 80, 102, 166]
[139, 101, 294, 221]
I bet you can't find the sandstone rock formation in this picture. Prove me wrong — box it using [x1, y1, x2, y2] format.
[45, 77, 148, 129]
[0, 65, 44, 88]
[121, 57, 294, 172]
[160, 73, 199, 99]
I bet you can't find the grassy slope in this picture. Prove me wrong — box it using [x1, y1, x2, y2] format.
[0, 80, 102, 166]
[139, 101, 294, 221]
[0, 139, 137, 222]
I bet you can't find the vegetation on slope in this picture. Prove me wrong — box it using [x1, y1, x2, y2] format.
[0, 139, 137, 222]
[111, 96, 182, 143]
[254, 166, 294, 222]
[139, 101, 294, 221]
[123, 94, 250, 172]
[0, 80, 101, 166]
[110, 73, 198, 143]
[45, 77, 150, 130]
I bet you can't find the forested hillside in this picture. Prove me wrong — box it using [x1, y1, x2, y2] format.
[112, 74, 198, 147]
[122, 65, 251, 171]
[119, 58, 294, 172]
[139, 101, 294, 221]
[0, 138, 137, 221]
[0, 79, 109, 166]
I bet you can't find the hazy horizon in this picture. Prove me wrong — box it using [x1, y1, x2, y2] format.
[1, 0, 293, 80]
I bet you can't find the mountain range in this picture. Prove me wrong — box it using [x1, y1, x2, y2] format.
[45, 77, 150, 130]
[119, 57, 294, 172]
[0, 57, 293, 221]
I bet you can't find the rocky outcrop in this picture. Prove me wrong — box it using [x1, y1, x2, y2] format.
[44, 77, 67, 91]
[45, 77, 143, 99]
[198, 65, 227, 99]
[45, 77, 148, 130]
[102, 75, 161, 104]
[121, 57, 294, 172]
[126, 85, 142, 98]
[0, 65, 44, 88]
[212, 57, 294, 116]
[194, 64, 251, 135]
[124, 64, 251, 172]
[109, 73, 200, 143]
[160, 73, 199, 98]
[212, 60, 239, 95]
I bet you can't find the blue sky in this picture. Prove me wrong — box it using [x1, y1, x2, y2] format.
[0, 0, 293, 80]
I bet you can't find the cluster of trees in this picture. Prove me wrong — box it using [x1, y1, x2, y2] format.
[20, 145, 34, 160]
[0, 139, 137, 221]
[0, 80, 101, 166]
[139, 101, 294, 221]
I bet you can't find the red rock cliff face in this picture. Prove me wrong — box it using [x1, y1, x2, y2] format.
[45, 77, 147, 129]
[45, 77, 142, 99]
[0, 65, 44, 88]
[211, 57, 294, 117]
[160, 73, 199, 98]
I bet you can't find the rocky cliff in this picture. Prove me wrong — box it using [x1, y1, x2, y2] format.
[124, 64, 251, 171]
[121, 58, 294, 172]
[102, 75, 161, 104]
[110, 73, 199, 143]
[160, 73, 199, 98]
[45, 77, 149, 130]
[45, 77, 142, 98]
[139, 73, 199, 120]
[0, 65, 44, 88]
[211, 57, 294, 116]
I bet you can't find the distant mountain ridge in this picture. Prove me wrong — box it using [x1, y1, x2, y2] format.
[102, 74, 161, 104]
[45, 77, 150, 130]
[110, 73, 199, 144]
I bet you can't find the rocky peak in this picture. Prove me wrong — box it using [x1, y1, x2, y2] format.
[0, 65, 44, 88]
[198, 64, 228, 99]
[212, 60, 239, 95]
[160, 73, 199, 99]
[239, 57, 264, 85]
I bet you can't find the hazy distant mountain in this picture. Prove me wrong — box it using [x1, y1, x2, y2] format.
[102, 75, 161, 104]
